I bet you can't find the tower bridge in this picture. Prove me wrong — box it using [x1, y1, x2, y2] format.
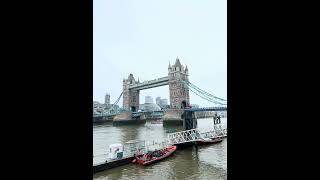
[109, 57, 227, 127]
[122, 57, 189, 112]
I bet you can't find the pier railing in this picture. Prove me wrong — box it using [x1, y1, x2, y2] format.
[167, 127, 227, 145]
[93, 139, 171, 165]
[93, 127, 227, 165]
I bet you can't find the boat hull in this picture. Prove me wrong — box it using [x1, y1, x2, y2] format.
[133, 146, 177, 166]
[195, 138, 223, 145]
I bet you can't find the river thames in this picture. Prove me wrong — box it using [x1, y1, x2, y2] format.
[93, 117, 227, 180]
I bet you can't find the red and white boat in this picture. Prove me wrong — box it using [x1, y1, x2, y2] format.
[132, 145, 177, 165]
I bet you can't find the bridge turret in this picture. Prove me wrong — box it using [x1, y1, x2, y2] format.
[168, 57, 190, 109]
[175, 57, 181, 67]
[128, 73, 138, 84]
[123, 73, 140, 111]
[174, 57, 182, 71]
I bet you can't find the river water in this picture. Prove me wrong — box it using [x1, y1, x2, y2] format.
[93, 117, 227, 180]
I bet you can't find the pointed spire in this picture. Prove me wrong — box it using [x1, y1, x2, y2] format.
[175, 56, 181, 67]
[168, 61, 171, 69]
[185, 65, 188, 71]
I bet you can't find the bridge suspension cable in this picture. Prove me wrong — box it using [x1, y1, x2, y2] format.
[110, 91, 123, 110]
[114, 92, 123, 105]
[187, 81, 226, 102]
[179, 80, 227, 106]
[188, 87, 226, 105]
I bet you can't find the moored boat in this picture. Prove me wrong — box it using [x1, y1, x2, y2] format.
[195, 137, 223, 145]
[150, 119, 162, 124]
[132, 145, 177, 165]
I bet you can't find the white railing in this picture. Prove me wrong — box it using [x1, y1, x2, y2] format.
[167, 127, 227, 145]
[144, 140, 172, 152]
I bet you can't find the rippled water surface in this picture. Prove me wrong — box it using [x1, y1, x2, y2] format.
[93, 118, 227, 180]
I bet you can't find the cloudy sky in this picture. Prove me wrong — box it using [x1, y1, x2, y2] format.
[93, 0, 227, 107]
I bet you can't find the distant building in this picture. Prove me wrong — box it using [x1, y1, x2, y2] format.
[156, 97, 161, 105]
[139, 103, 161, 112]
[155, 97, 168, 108]
[104, 104, 112, 110]
[93, 101, 104, 108]
[108, 104, 119, 113]
[93, 101, 105, 114]
[160, 99, 168, 107]
[105, 93, 110, 105]
[145, 96, 153, 104]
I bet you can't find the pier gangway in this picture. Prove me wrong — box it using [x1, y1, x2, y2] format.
[167, 126, 227, 145]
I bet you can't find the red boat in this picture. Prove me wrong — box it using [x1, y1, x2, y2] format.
[132, 145, 177, 165]
[195, 137, 223, 145]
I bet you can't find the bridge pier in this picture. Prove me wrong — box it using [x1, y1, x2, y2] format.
[162, 109, 198, 128]
[113, 111, 146, 126]
[183, 111, 197, 130]
[162, 109, 183, 126]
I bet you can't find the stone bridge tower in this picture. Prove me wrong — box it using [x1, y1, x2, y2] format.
[168, 57, 190, 109]
[123, 74, 140, 111]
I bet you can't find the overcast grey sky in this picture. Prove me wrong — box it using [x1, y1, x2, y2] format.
[93, 0, 227, 107]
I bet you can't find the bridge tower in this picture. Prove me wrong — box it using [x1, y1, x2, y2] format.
[123, 74, 140, 112]
[168, 57, 190, 109]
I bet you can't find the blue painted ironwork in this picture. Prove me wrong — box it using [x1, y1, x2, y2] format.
[187, 81, 226, 101]
[179, 79, 227, 106]
[110, 91, 123, 109]
[184, 107, 227, 112]
[94, 79, 227, 119]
